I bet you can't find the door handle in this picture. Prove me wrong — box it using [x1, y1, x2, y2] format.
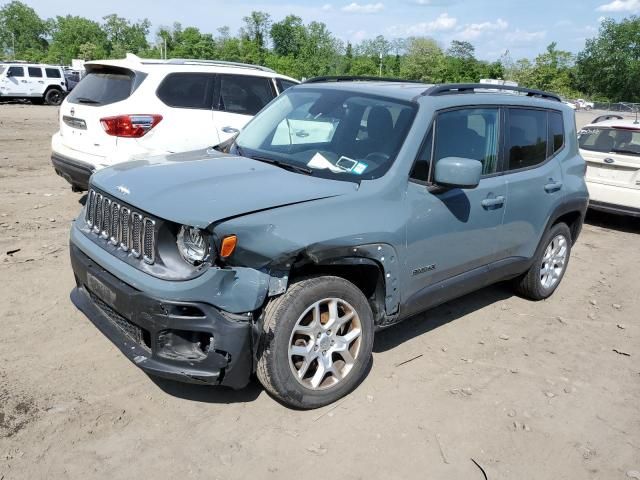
[20, 80, 28, 83]
[544, 181, 563, 193]
[221, 126, 240, 134]
[481, 195, 505, 209]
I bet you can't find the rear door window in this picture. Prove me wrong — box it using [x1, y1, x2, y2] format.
[578, 127, 640, 156]
[217, 75, 275, 116]
[156, 73, 216, 109]
[28, 67, 43, 77]
[7, 66, 24, 77]
[45, 68, 62, 78]
[67, 67, 136, 106]
[506, 108, 548, 170]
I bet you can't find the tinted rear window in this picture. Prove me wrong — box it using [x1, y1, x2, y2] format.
[156, 73, 215, 109]
[28, 67, 42, 77]
[578, 127, 640, 156]
[45, 68, 61, 78]
[67, 67, 135, 106]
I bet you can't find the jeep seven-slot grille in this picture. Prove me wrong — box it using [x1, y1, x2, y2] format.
[85, 189, 156, 263]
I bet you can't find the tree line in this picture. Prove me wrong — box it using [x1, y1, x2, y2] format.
[1, 1, 639, 102]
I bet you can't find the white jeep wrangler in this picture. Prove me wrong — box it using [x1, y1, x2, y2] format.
[0, 63, 68, 105]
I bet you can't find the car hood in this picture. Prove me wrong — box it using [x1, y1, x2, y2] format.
[91, 149, 358, 228]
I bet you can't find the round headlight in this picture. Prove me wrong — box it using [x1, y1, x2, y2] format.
[177, 226, 210, 265]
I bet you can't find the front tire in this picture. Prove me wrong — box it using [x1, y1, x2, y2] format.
[256, 276, 374, 409]
[514, 222, 572, 300]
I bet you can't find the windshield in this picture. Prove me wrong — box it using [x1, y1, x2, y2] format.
[578, 126, 640, 156]
[0, 66, 5, 75]
[234, 88, 417, 180]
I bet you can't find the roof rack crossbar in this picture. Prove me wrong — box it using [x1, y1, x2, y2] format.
[144, 58, 275, 73]
[422, 83, 561, 102]
[303, 75, 422, 84]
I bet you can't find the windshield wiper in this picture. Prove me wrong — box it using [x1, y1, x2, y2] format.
[75, 97, 101, 105]
[249, 155, 313, 175]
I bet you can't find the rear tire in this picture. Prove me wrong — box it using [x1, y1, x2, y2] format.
[44, 89, 63, 106]
[256, 276, 374, 409]
[514, 223, 572, 300]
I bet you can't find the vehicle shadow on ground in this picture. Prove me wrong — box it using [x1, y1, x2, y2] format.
[374, 283, 514, 353]
[149, 375, 263, 404]
[584, 209, 640, 234]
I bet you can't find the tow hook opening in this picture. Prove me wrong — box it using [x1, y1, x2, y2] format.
[157, 329, 212, 361]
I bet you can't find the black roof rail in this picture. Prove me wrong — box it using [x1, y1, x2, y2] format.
[422, 83, 561, 102]
[303, 75, 423, 84]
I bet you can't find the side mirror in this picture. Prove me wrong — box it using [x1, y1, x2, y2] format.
[6, 70, 14, 77]
[433, 157, 482, 189]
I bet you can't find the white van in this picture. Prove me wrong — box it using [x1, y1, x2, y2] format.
[51, 54, 298, 191]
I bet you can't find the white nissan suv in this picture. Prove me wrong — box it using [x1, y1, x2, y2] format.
[578, 117, 640, 217]
[51, 54, 298, 191]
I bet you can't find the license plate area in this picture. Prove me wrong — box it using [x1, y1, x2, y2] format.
[86, 272, 116, 308]
[587, 163, 636, 184]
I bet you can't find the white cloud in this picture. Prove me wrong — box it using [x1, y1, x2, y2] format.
[388, 13, 457, 36]
[596, 0, 640, 12]
[322, 3, 333, 11]
[341, 2, 384, 13]
[504, 29, 547, 44]
[348, 29, 369, 41]
[458, 18, 508, 40]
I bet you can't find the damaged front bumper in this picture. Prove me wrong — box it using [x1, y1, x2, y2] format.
[69, 242, 258, 389]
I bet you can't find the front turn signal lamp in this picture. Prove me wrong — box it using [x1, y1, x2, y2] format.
[220, 235, 237, 258]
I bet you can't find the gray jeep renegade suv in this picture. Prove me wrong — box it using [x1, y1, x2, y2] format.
[69, 79, 588, 408]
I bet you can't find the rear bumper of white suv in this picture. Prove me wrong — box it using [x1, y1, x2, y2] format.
[587, 181, 640, 217]
[51, 152, 94, 191]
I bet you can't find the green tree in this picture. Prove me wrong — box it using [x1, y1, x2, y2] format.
[47, 15, 107, 63]
[103, 14, 150, 58]
[0, 1, 48, 61]
[400, 37, 444, 82]
[443, 40, 478, 82]
[270, 15, 306, 57]
[241, 10, 271, 62]
[576, 16, 640, 101]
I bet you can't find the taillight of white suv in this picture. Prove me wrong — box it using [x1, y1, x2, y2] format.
[100, 114, 163, 138]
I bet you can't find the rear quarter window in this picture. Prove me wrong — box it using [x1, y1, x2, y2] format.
[45, 68, 62, 78]
[156, 73, 216, 109]
[67, 67, 137, 106]
[549, 111, 564, 154]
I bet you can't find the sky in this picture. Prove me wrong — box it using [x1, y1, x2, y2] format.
[8, 0, 640, 60]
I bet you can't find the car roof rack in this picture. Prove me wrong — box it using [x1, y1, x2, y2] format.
[154, 58, 275, 73]
[303, 75, 422, 84]
[422, 83, 561, 102]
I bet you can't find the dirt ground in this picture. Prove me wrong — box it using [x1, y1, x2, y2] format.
[0, 104, 638, 480]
